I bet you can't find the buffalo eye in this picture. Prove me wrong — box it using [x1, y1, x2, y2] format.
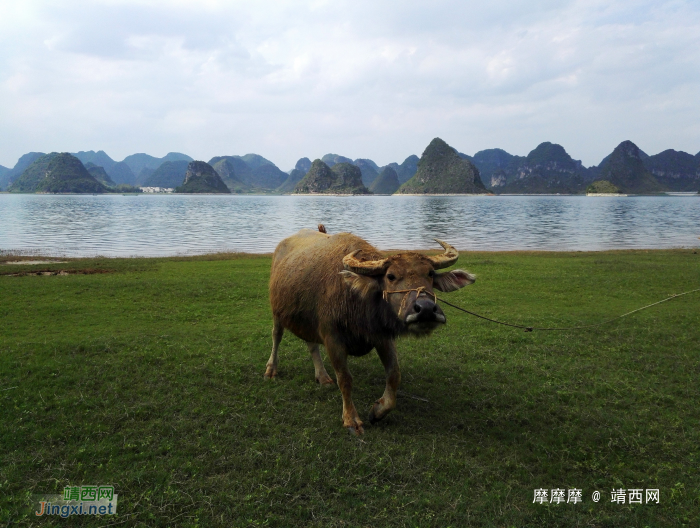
[387, 273, 396, 282]
[428, 270, 435, 278]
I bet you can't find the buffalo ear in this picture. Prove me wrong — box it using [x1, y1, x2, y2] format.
[433, 269, 475, 292]
[339, 271, 380, 298]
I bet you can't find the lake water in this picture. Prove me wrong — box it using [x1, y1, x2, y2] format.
[0, 194, 699, 257]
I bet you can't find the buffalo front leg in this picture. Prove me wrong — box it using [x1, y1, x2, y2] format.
[368, 340, 401, 424]
[307, 342, 334, 385]
[324, 335, 363, 435]
[264, 317, 284, 379]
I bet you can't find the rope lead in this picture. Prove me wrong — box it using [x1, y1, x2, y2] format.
[437, 287, 700, 332]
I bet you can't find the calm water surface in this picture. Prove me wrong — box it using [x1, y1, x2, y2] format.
[0, 194, 698, 256]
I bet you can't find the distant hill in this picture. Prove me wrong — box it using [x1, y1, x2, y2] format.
[294, 160, 369, 194]
[9, 155, 57, 192]
[395, 155, 419, 183]
[236, 154, 275, 171]
[369, 166, 400, 194]
[84, 162, 116, 187]
[293, 158, 312, 175]
[9, 153, 107, 193]
[642, 149, 700, 192]
[277, 169, 305, 193]
[0, 164, 10, 190]
[209, 156, 253, 184]
[295, 160, 334, 193]
[143, 160, 190, 188]
[397, 138, 487, 194]
[11, 152, 46, 176]
[175, 161, 230, 193]
[353, 159, 379, 187]
[354, 158, 380, 172]
[207, 155, 286, 190]
[386, 156, 419, 184]
[134, 167, 153, 184]
[73, 150, 116, 170]
[321, 154, 353, 167]
[249, 164, 288, 189]
[590, 145, 649, 181]
[122, 152, 193, 179]
[209, 158, 249, 193]
[330, 163, 370, 194]
[8, 143, 698, 194]
[72, 150, 140, 185]
[108, 162, 137, 185]
[595, 141, 666, 194]
[1, 152, 46, 189]
[470, 148, 524, 188]
[498, 142, 591, 194]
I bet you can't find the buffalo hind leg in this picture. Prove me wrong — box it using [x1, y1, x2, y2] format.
[265, 317, 284, 379]
[307, 342, 334, 385]
[324, 335, 364, 435]
[368, 340, 401, 424]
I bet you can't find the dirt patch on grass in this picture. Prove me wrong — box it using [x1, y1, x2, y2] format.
[1, 268, 115, 277]
[2, 260, 68, 265]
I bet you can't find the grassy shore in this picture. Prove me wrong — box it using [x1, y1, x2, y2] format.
[1, 250, 699, 527]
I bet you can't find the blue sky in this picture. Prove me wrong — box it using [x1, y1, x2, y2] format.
[1, 0, 699, 170]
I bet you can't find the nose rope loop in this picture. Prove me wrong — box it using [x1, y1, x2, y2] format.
[382, 286, 437, 315]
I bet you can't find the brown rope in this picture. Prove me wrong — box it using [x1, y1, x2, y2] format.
[383, 286, 437, 318]
[384, 286, 437, 316]
[436, 287, 700, 332]
[383, 286, 436, 302]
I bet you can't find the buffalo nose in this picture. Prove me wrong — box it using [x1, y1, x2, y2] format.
[412, 297, 444, 322]
[414, 297, 436, 314]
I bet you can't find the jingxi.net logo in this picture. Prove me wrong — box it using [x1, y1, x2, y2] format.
[33, 485, 118, 518]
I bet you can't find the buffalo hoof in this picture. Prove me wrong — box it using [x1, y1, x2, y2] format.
[368, 399, 392, 424]
[344, 417, 364, 436]
[315, 374, 335, 386]
[368, 406, 379, 424]
[346, 424, 365, 436]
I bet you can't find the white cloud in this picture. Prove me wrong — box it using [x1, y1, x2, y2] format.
[0, 0, 699, 170]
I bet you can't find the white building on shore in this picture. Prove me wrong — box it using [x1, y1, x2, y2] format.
[140, 187, 174, 193]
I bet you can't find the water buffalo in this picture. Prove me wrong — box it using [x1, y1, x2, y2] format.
[267, 226, 475, 434]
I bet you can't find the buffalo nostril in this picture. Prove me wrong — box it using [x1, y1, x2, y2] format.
[433, 305, 438, 313]
[414, 304, 421, 313]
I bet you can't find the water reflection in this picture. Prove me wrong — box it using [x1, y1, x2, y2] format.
[0, 194, 698, 257]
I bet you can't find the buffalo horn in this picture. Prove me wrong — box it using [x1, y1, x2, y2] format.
[342, 250, 389, 276]
[427, 239, 459, 269]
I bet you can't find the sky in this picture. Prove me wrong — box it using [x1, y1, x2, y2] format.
[1, 0, 699, 171]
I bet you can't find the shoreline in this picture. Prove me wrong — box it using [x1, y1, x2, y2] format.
[393, 193, 494, 196]
[2, 246, 697, 262]
[2, 191, 696, 197]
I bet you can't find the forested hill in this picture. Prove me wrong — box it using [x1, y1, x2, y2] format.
[9, 153, 108, 193]
[396, 138, 487, 195]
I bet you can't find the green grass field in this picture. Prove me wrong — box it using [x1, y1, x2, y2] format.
[1, 250, 699, 527]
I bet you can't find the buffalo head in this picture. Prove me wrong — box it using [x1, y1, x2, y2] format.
[340, 240, 475, 334]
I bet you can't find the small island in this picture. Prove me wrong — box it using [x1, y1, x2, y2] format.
[586, 180, 625, 196]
